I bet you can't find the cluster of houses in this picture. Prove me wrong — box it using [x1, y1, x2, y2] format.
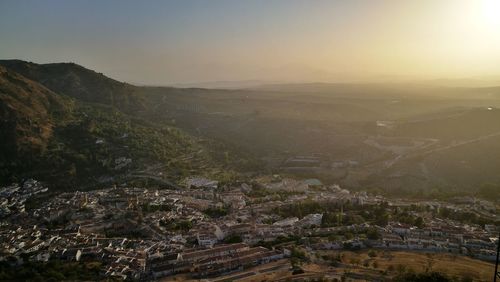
[380, 221, 498, 261]
[148, 243, 283, 279]
[0, 179, 288, 280]
[0, 179, 48, 217]
[0, 177, 498, 280]
[309, 221, 498, 262]
[0, 224, 149, 280]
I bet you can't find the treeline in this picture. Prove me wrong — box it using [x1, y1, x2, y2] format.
[273, 201, 420, 228]
[364, 183, 500, 202]
[0, 260, 105, 281]
[437, 207, 496, 226]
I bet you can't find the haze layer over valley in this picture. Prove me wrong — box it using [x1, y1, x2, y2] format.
[1, 59, 500, 199]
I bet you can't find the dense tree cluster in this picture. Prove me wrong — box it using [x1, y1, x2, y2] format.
[0, 260, 103, 281]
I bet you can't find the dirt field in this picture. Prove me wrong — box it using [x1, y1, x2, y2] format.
[319, 250, 495, 281]
[160, 250, 495, 281]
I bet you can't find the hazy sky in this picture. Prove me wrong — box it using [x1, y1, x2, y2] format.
[1, 0, 500, 85]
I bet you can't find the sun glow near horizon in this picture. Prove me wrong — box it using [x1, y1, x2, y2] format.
[408, 0, 500, 78]
[309, 0, 500, 81]
[439, 0, 500, 76]
[452, 0, 500, 42]
[1, 0, 500, 84]
[471, 0, 500, 29]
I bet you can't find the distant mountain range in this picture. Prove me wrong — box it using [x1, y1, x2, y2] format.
[171, 80, 276, 89]
[249, 82, 500, 99]
[169, 76, 500, 90]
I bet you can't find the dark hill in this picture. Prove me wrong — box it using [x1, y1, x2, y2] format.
[0, 65, 72, 161]
[0, 60, 144, 113]
[0, 62, 243, 189]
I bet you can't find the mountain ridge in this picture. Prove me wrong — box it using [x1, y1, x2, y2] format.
[0, 60, 145, 113]
[0, 60, 242, 189]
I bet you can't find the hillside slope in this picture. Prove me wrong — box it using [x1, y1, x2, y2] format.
[0, 63, 241, 189]
[0, 60, 144, 113]
[0, 65, 73, 162]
